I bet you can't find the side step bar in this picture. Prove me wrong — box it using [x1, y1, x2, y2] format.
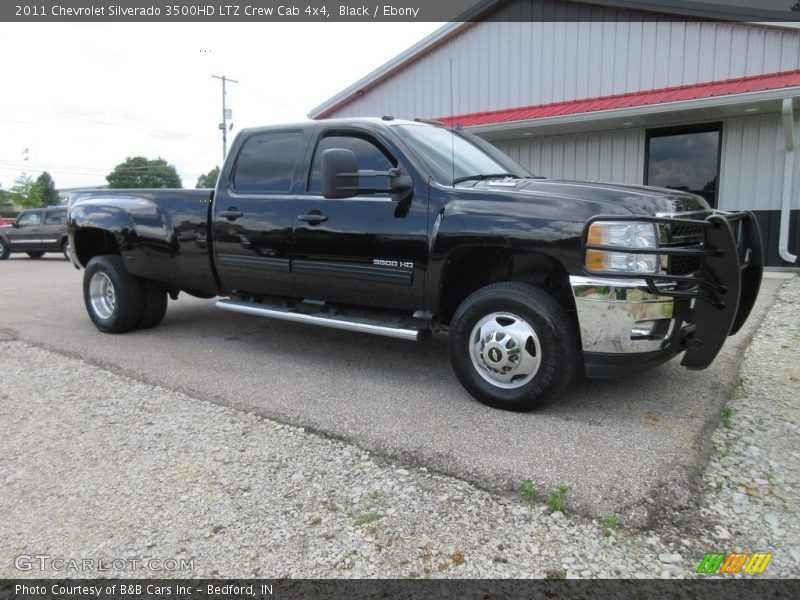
[216, 298, 430, 341]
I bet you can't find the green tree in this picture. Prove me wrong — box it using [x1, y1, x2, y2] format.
[195, 166, 220, 188]
[9, 173, 44, 208]
[36, 171, 60, 205]
[106, 156, 182, 189]
[793, 3, 800, 12]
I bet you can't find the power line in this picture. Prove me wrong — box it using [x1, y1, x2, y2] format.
[212, 74, 238, 161]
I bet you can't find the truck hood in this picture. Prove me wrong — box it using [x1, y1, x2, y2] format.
[461, 178, 711, 216]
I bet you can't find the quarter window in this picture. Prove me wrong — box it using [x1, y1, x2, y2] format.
[645, 123, 722, 208]
[307, 135, 396, 194]
[233, 131, 305, 193]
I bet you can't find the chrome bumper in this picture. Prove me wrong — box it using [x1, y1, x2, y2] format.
[570, 275, 676, 354]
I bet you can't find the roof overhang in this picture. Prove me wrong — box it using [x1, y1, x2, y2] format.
[438, 71, 800, 140]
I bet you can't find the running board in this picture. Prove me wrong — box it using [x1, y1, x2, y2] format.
[216, 298, 430, 341]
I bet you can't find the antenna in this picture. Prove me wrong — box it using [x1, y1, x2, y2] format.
[449, 57, 455, 187]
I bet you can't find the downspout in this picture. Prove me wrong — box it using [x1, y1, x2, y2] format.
[779, 97, 797, 264]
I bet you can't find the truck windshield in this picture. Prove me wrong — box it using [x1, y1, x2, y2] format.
[394, 124, 532, 186]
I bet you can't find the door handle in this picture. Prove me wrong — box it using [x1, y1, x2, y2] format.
[298, 212, 328, 224]
[220, 208, 243, 221]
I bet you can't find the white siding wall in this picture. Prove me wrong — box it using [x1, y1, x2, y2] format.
[494, 112, 800, 214]
[719, 112, 800, 212]
[494, 128, 645, 184]
[327, 0, 800, 120]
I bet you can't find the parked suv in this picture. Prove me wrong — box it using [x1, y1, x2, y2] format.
[0, 207, 70, 260]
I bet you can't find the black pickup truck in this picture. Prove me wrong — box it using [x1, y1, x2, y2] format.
[68, 118, 763, 410]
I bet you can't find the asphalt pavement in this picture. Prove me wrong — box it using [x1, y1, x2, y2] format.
[0, 255, 781, 526]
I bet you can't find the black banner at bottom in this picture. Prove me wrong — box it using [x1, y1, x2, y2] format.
[3, 579, 800, 600]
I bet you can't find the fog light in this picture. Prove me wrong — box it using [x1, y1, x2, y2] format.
[631, 318, 672, 340]
[631, 321, 658, 339]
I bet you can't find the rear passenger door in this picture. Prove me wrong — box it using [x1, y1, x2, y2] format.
[42, 207, 67, 250]
[213, 128, 307, 297]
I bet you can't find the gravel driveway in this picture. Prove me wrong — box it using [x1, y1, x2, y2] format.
[0, 275, 797, 579]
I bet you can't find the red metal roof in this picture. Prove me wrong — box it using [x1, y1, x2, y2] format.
[439, 70, 800, 128]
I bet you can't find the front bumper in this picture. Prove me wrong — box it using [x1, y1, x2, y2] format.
[572, 211, 763, 377]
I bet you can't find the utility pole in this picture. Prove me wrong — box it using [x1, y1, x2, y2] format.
[212, 74, 239, 160]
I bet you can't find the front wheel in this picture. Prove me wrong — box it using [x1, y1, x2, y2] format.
[0, 239, 9, 260]
[83, 255, 144, 333]
[448, 282, 579, 411]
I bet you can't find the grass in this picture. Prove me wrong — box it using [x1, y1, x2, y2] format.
[602, 515, 619, 537]
[720, 439, 734, 456]
[520, 480, 537, 502]
[726, 376, 746, 400]
[354, 512, 383, 525]
[721, 406, 734, 429]
[548, 485, 569, 513]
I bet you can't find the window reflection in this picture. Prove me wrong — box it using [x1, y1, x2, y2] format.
[646, 124, 721, 208]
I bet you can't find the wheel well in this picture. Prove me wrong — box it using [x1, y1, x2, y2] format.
[438, 248, 575, 324]
[74, 228, 120, 267]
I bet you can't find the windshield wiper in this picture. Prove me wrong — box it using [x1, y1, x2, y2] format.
[452, 173, 519, 185]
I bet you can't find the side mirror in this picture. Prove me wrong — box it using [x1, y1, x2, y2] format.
[321, 148, 413, 202]
[321, 149, 358, 199]
[12, 220, 19, 228]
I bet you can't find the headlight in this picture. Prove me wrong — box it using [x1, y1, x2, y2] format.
[586, 221, 660, 274]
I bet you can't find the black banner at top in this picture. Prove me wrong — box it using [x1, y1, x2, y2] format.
[2, 0, 800, 23]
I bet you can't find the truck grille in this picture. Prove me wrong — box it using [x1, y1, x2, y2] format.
[664, 223, 704, 276]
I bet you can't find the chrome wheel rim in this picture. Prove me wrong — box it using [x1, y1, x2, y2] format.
[89, 272, 116, 320]
[468, 311, 542, 389]
[0, 244, 6, 258]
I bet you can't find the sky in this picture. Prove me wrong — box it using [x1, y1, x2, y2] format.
[0, 22, 443, 190]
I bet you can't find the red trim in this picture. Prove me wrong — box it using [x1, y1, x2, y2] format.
[439, 70, 800, 128]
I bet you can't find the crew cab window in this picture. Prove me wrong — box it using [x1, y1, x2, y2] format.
[44, 209, 66, 224]
[233, 131, 304, 193]
[307, 135, 396, 194]
[17, 212, 41, 227]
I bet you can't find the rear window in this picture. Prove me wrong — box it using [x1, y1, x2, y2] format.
[233, 131, 305, 193]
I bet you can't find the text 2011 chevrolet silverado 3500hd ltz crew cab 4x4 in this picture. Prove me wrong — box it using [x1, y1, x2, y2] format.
[68, 119, 763, 410]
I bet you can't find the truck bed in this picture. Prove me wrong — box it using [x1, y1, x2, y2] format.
[69, 188, 218, 297]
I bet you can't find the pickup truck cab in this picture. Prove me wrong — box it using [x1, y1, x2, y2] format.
[68, 118, 763, 410]
[0, 206, 70, 260]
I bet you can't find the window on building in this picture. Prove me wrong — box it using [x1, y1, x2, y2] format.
[307, 134, 396, 195]
[233, 131, 304, 193]
[645, 123, 722, 208]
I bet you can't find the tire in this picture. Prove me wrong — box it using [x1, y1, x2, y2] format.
[136, 280, 168, 329]
[27, 251, 45, 258]
[83, 255, 145, 333]
[0, 239, 8, 260]
[448, 282, 579, 411]
[61, 239, 70, 261]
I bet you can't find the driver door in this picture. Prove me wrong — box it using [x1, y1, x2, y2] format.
[8, 211, 43, 251]
[292, 130, 428, 312]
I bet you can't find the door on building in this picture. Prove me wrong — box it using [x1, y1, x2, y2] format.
[645, 123, 722, 209]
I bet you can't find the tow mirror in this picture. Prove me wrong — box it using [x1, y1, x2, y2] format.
[321, 148, 412, 202]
